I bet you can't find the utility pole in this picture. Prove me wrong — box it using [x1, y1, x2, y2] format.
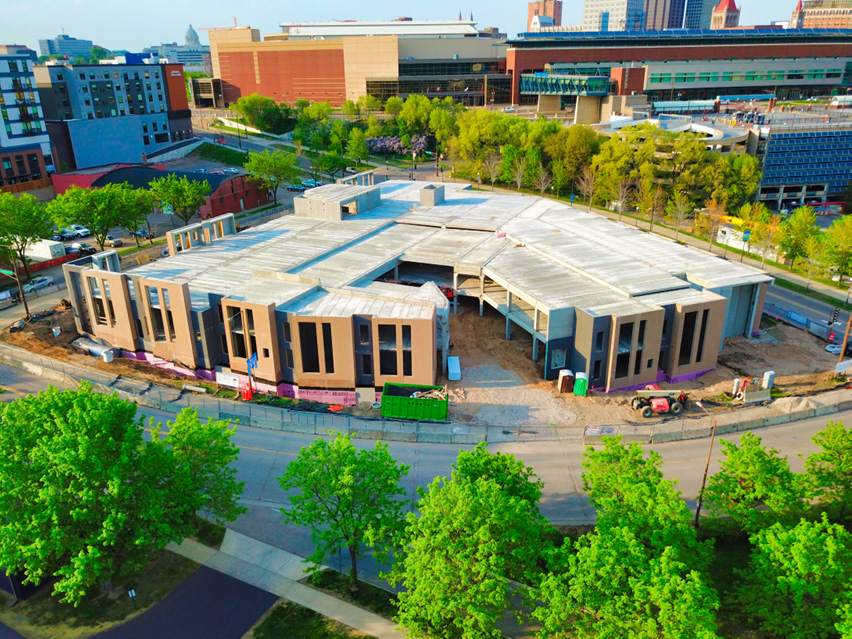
[839, 313, 852, 366]
[693, 420, 718, 530]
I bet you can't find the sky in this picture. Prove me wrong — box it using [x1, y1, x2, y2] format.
[2, 0, 788, 52]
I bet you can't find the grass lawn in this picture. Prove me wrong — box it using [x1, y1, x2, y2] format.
[192, 143, 249, 167]
[192, 516, 226, 549]
[0, 549, 198, 639]
[707, 538, 765, 639]
[245, 600, 370, 639]
[306, 569, 397, 619]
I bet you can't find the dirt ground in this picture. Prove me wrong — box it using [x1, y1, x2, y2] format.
[1, 306, 188, 388]
[440, 302, 847, 428]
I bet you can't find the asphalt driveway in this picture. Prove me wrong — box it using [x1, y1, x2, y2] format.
[93, 566, 277, 639]
[0, 623, 25, 639]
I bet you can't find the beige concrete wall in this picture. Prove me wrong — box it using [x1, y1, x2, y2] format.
[221, 300, 282, 383]
[290, 316, 357, 388]
[372, 317, 436, 388]
[667, 296, 727, 377]
[574, 95, 602, 124]
[137, 278, 198, 368]
[397, 37, 506, 61]
[605, 310, 665, 390]
[537, 95, 561, 112]
[342, 36, 399, 102]
[209, 27, 260, 78]
[82, 271, 138, 352]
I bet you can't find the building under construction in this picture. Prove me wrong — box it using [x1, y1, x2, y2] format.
[63, 177, 771, 403]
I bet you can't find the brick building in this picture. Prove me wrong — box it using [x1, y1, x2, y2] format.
[791, 0, 852, 28]
[527, 1, 563, 30]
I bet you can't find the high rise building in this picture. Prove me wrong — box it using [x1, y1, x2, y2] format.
[791, 0, 852, 29]
[684, 0, 716, 28]
[711, 0, 741, 28]
[527, 0, 563, 30]
[643, 0, 688, 29]
[0, 52, 53, 194]
[38, 34, 94, 58]
[583, 0, 646, 30]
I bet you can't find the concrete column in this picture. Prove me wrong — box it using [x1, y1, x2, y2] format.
[574, 96, 602, 125]
[534, 308, 540, 333]
[506, 290, 512, 340]
[532, 336, 539, 361]
[537, 95, 561, 113]
[453, 272, 459, 315]
[393, 265, 399, 280]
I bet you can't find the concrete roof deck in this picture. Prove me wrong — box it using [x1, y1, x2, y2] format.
[123, 179, 771, 322]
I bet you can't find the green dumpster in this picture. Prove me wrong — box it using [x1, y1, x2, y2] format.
[573, 372, 588, 397]
[380, 383, 449, 421]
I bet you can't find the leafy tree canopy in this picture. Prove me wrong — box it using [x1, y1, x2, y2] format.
[148, 174, 210, 225]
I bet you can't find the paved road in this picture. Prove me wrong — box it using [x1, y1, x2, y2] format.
[0, 624, 24, 639]
[92, 566, 277, 639]
[767, 285, 850, 328]
[0, 363, 845, 586]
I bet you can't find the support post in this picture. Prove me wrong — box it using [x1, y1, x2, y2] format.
[693, 420, 718, 530]
[453, 272, 459, 315]
[532, 336, 539, 361]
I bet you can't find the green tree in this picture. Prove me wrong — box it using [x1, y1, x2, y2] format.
[804, 421, 852, 517]
[347, 128, 368, 166]
[357, 94, 382, 116]
[704, 432, 806, 532]
[389, 474, 549, 639]
[666, 190, 693, 242]
[536, 437, 719, 638]
[232, 93, 282, 131]
[739, 515, 852, 639]
[482, 151, 502, 190]
[342, 99, 361, 122]
[454, 442, 543, 506]
[536, 529, 720, 639]
[753, 209, 782, 267]
[244, 149, 299, 205]
[148, 174, 210, 225]
[278, 433, 409, 586]
[153, 408, 245, 526]
[317, 151, 348, 181]
[697, 198, 726, 252]
[825, 214, 852, 286]
[384, 96, 404, 119]
[779, 205, 819, 263]
[49, 183, 151, 250]
[0, 384, 198, 605]
[577, 164, 599, 211]
[0, 191, 53, 307]
[399, 94, 433, 135]
[794, 234, 830, 289]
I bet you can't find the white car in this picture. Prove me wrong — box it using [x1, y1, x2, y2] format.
[68, 224, 91, 238]
[502, 106, 517, 113]
[222, 167, 240, 174]
[22, 276, 55, 294]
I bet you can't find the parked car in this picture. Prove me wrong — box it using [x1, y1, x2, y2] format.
[68, 224, 91, 238]
[302, 179, 323, 187]
[135, 228, 154, 239]
[104, 235, 123, 247]
[51, 230, 73, 242]
[196, 168, 209, 174]
[71, 242, 97, 256]
[222, 167, 240, 174]
[502, 106, 517, 113]
[22, 276, 55, 294]
[287, 184, 307, 192]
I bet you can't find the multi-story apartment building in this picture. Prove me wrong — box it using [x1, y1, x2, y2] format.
[34, 60, 192, 170]
[38, 34, 95, 59]
[582, 0, 647, 30]
[791, 0, 852, 28]
[0, 52, 53, 194]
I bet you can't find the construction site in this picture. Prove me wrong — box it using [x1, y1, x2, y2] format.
[57, 176, 780, 413]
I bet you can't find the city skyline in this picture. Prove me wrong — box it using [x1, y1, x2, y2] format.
[3, 0, 788, 52]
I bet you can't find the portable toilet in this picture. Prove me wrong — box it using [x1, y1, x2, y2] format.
[762, 370, 776, 390]
[574, 372, 589, 397]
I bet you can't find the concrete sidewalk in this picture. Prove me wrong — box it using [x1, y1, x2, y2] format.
[169, 530, 404, 639]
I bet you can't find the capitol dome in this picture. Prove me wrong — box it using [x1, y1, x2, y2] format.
[185, 24, 200, 47]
